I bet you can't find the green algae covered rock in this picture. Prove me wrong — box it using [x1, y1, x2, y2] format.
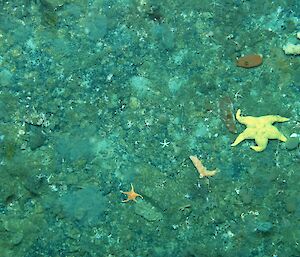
[134, 201, 163, 222]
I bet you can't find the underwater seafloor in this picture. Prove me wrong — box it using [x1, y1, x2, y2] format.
[0, 0, 299, 256]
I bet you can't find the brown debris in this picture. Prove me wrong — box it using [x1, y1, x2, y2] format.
[236, 54, 263, 68]
[219, 95, 237, 134]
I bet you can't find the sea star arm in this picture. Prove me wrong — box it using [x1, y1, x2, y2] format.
[277, 133, 287, 142]
[262, 115, 289, 124]
[231, 128, 252, 146]
[267, 127, 288, 141]
[251, 136, 268, 152]
[235, 109, 257, 125]
[235, 109, 246, 124]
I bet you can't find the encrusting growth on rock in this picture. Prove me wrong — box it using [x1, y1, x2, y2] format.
[189, 156, 218, 178]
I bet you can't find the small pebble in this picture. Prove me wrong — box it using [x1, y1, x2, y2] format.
[285, 136, 299, 150]
[239, 189, 252, 205]
[29, 130, 46, 150]
[285, 196, 297, 213]
[10, 231, 23, 245]
[255, 221, 273, 233]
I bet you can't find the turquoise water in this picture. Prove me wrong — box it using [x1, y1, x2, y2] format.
[0, 0, 299, 256]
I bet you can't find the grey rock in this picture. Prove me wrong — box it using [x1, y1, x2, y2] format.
[285, 137, 299, 150]
[255, 221, 273, 233]
[134, 201, 163, 221]
[29, 130, 46, 150]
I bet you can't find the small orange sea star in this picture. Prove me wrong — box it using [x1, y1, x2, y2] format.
[120, 184, 143, 203]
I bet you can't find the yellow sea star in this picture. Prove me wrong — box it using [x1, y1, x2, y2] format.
[231, 109, 289, 152]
